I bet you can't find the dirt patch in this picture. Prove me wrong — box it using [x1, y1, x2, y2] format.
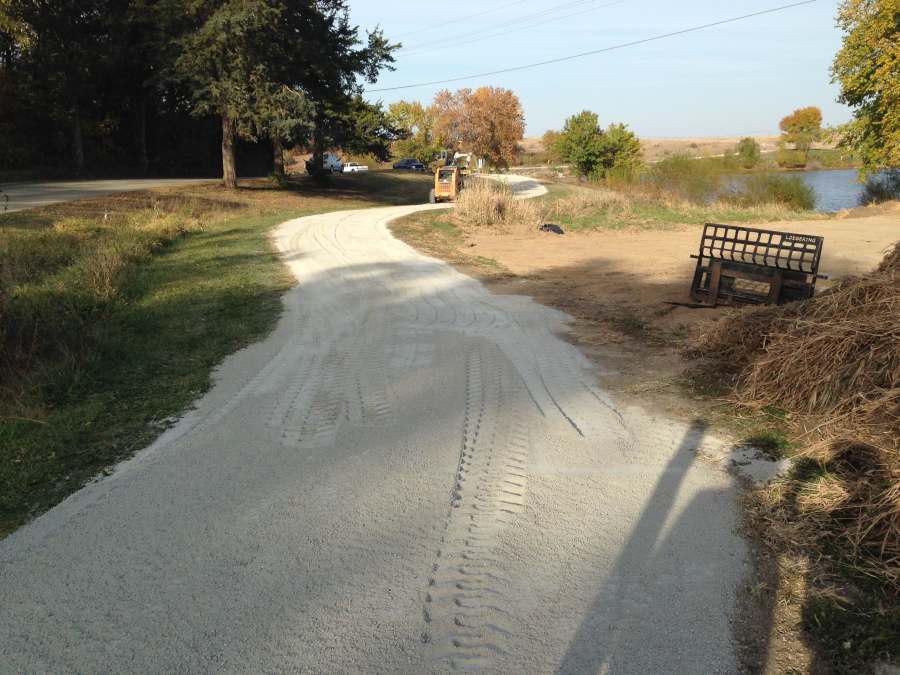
[458, 211, 898, 413]
[392, 200, 898, 418]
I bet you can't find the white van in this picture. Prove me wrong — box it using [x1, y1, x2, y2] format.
[323, 152, 343, 173]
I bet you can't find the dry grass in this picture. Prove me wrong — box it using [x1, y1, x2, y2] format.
[878, 242, 900, 273]
[0, 204, 205, 386]
[535, 178, 823, 232]
[542, 186, 629, 219]
[454, 178, 541, 229]
[694, 242, 900, 591]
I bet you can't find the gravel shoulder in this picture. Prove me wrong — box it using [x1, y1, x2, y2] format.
[0, 176, 748, 673]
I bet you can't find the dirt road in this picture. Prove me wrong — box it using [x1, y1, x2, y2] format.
[0, 178, 216, 212]
[0, 176, 747, 672]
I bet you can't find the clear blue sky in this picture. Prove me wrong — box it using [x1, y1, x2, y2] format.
[350, 0, 850, 137]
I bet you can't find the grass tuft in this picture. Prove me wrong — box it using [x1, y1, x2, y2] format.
[744, 430, 792, 460]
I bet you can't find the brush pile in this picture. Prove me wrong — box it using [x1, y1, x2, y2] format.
[695, 242, 900, 587]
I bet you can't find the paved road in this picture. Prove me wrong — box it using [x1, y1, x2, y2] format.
[0, 176, 747, 673]
[0, 178, 216, 213]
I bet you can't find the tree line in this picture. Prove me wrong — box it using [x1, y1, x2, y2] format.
[0, 1, 398, 187]
[2, 0, 894, 186]
[387, 87, 525, 170]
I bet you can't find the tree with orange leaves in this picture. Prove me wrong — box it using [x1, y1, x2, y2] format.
[431, 88, 470, 150]
[464, 87, 525, 169]
[779, 106, 823, 154]
[431, 86, 524, 168]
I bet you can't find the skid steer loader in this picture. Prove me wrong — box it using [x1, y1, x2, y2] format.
[428, 165, 464, 203]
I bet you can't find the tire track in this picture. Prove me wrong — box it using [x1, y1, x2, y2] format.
[424, 344, 533, 672]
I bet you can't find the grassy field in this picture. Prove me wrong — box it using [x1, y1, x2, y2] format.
[395, 177, 824, 245]
[0, 171, 431, 537]
[540, 183, 821, 231]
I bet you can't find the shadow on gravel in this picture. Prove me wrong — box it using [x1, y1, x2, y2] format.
[557, 419, 748, 674]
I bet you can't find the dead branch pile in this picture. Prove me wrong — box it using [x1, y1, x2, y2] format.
[695, 242, 900, 588]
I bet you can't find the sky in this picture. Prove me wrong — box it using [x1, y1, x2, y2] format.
[349, 0, 851, 138]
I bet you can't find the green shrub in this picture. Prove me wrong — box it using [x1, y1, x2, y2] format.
[269, 171, 289, 188]
[735, 137, 761, 169]
[777, 148, 808, 169]
[555, 111, 642, 179]
[729, 174, 816, 211]
[644, 154, 724, 203]
[807, 148, 859, 169]
[860, 170, 900, 205]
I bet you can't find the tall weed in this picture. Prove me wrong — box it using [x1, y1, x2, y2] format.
[455, 178, 541, 228]
[1, 208, 202, 381]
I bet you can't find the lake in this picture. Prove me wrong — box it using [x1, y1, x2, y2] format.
[793, 168, 868, 212]
[727, 168, 882, 212]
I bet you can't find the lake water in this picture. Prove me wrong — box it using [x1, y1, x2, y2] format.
[727, 168, 883, 212]
[793, 168, 867, 212]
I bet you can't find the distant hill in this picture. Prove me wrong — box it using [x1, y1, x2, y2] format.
[516, 135, 785, 164]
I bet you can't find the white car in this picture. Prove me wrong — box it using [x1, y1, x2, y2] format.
[342, 162, 369, 173]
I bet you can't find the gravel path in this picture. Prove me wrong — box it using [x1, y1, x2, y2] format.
[0, 178, 216, 212]
[0, 176, 747, 673]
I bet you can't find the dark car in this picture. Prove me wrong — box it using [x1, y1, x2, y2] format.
[393, 158, 426, 171]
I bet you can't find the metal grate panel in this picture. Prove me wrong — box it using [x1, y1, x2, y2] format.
[698, 223, 823, 274]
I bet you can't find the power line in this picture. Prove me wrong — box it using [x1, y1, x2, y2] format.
[401, 0, 599, 52]
[368, 0, 819, 93]
[392, 0, 532, 39]
[402, 0, 628, 56]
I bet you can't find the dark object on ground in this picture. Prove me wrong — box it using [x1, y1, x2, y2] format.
[689, 223, 823, 306]
[664, 301, 719, 309]
[540, 223, 565, 235]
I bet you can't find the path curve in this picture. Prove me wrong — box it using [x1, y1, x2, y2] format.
[0, 175, 746, 673]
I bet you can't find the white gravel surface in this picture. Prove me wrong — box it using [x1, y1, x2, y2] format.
[0, 176, 747, 673]
[0, 178, 215, 212]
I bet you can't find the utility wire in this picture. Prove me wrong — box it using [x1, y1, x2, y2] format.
[402, 0, 628, 56]
[368, 0, 818, 92]
[392, 0, 532, 39]
[401, 0, 599, 52]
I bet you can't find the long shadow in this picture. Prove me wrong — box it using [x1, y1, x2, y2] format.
[557, 419, 739, 674]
